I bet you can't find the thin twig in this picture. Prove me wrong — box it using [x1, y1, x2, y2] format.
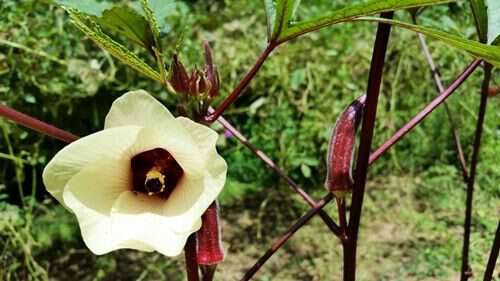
[369, 60, 481, 165]
[214, 111, 342, 236]
[413, 15, 469, 181]
[203, 43, 277, 123]
[239, 193, 334, 281]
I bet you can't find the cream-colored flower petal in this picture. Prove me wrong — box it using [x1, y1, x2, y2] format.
[105, 90, 177, 131]
[110, 191, 201, 257]
[62, 159, 155, 254]
[175, 117, 219, 157]
[158, 118, 227, 234]
[105, 90, 205, 177]
[43, 126, 142, 206]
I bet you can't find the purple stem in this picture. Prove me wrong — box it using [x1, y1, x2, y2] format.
[416, 31, 469, 181]
[460, 62, 492, 281]
[483, 220, 500, 281]
[336, 197, 348, 240]
[368, 59, 481, 165]
[239, 193, 334, 281]
[185, 234, 201, 281]
[214, 111, 342, 236]
[345, 12, 393, 281]
[203, 43, 277, 123]
[0, 105, 79, 143]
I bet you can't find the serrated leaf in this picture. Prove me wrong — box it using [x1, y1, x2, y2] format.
[66, 8, 162, 82]
[141, 0, 161, 43]
[132, 0, 185, 34]
[487, 0, 500, 45]
[278, 0, 454, 42]
[358, 17, 500, 67]
[470, 0, 488, 42]
[97, 6, 155, 51]
[55, 0, 111, 16]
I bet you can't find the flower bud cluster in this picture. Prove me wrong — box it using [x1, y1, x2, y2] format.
[169, 42, 220, 100]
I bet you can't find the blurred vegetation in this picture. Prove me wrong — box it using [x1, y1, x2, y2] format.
[0, 0, 499, 280]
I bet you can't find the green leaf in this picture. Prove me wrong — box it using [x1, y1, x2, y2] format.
[264, 0, 276, 40]
[65, 8, 162, 82]
[141, 0, 161, 44]
[265, 0, 301, 42]
[487, 0, 500, 45]
[141, 0, 167, 84]
[278, 0, 454, 43]
[358, 17, 500, 67]
[469, 0, 488, 42]
[133, 0, 185, 34]
[97, 6, 155, 51]
[55, 0, 111, 16]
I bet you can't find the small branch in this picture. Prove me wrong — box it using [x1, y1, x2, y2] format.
[483, 220, 500, 281]
[239, 193, 334, 281]
[416, 30, 469, 181]
[368, 59, 481, 165]
[0, 105, 79, 143]
[214, 110, 342, 237]
[460, 62, 492, 281]
[185, 234, 200, 281]
[203, 43, 278, 123]
[345, 12, 394, 281]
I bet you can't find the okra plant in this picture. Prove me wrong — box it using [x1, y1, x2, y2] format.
[0, 0, 499, 281]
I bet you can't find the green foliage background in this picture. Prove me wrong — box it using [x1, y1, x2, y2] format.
[0, 0, 499, 280]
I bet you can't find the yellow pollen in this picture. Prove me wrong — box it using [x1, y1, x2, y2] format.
[145, 167, 166, 195]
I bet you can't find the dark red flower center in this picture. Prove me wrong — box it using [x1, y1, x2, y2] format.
[131, 148, 184, 199]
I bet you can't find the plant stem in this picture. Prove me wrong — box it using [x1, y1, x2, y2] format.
[0, 105, 79, 143]
[336, 197, 348, 239]
[483, 220, 500, 281]
[344, 12, 393, 281]
[214, 111, 342, 236]
[240, 193, 334, 281]
[460, 62, 492, 281]
[185, 234, 200, 281]
[415, 29, 469, 181]
[368, 59, 481, 165]
[203, 43, 277, 123]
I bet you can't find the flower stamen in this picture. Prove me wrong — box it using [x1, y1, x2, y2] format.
[131, 148, 184, 199]
[144, 167, 166, 195]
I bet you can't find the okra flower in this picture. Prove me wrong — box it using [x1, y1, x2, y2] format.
[42, 90, 227, 256]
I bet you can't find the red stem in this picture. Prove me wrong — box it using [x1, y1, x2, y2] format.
[368, 59, 481, 165]
[0, 105, 79, 143]
[345, 12, 393, 281]
[336, 197, 348, 240]
[185, 234, 200, 281]
[214, 110, 342, 236]
[483, 220, 500, 281]
[239, 193, 334, 281]
[203, 43, 277, 123]
[460, 62, 492, 281]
